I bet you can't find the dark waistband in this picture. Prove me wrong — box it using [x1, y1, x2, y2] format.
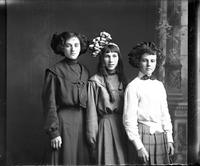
[100, 113, 122, 119]
[58, 105, 83, 111]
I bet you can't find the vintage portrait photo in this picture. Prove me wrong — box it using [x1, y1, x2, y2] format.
[0, 0, 199, 165]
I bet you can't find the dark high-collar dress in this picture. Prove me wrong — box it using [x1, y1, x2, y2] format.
[42, 58, 90, 165]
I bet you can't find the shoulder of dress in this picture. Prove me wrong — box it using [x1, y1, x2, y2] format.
[46, 60, 65, 77]
[89, 74, 104, 86]
[45, 67, 57, 76]
[89, 74, 101, 82]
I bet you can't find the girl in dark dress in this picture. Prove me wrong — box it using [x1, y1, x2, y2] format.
[86, 32, 128, 165]
[42, 31, 90, 165]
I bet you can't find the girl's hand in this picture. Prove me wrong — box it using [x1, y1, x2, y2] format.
[138, 147, 149, 163]
[51, 136, 62, 150]
[168, 142, 174, 155]
[90, 142, 97, 163]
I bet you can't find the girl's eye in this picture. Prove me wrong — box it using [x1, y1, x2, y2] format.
[151, 59, 156, 63]
[75, 43, 80, 47]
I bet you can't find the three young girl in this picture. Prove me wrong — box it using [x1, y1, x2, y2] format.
[42, 31, 174, 165]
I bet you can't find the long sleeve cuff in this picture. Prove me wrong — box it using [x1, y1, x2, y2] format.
[49, 130, 60, 139]
[166, 132, 173, 143]
[133, 137, 145, 150]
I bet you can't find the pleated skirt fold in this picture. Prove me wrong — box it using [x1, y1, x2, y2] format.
[127, 123, 170, 165]
[44, 108, 90, 165]
[97, 114, 128, 165]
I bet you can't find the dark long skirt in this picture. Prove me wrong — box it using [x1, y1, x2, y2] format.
[97, 114, 128, 165]
[128, 123, 170, 165]
[44, 107, 90, 165]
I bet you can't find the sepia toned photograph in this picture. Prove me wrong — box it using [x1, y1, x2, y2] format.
[0, 0, 199, 165]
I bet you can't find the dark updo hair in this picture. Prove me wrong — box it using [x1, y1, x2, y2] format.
[128, 42, 165, 72]
[50, 31, 89, 56]
[98, 43, 127, 102]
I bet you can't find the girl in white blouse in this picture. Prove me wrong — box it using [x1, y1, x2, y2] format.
[123, 42, 174, 165]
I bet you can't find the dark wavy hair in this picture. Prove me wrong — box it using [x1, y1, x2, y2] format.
[50, 31, 89, 56]
[97, 43, 127, 102]
[128, 42, 165, 73]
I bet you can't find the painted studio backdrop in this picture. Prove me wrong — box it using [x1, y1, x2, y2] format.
[2, 0, 189, 165]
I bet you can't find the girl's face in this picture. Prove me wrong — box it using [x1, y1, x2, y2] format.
[63, 37, 81, 60]
[104, 52, 119, 71]
[139, 53, 157, 76]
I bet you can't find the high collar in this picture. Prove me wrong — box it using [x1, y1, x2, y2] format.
[106, 69, 117, 75]
[64, 57, 78, 65]
[138, 71, 156, 80]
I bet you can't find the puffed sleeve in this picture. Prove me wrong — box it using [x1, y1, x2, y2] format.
[86, 80, 99, 145]
[123, 83, 144, 150]
[160, 83, 173, 143]
[42, 69, 60, 139]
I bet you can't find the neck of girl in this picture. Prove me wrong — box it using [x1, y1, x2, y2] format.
[107, 69, 116, 75]
[65, 57, 78, 65]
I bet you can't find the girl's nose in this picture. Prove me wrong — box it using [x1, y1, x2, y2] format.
[71, 46, 75, 51]
[147, 60, 151, 66]
[109, 57, 113, 62]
